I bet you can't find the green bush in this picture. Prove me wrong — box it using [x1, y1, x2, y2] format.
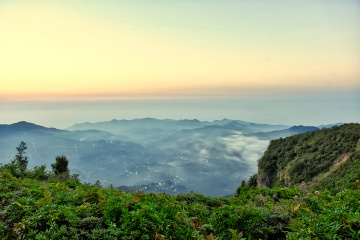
[1, 171, 360, 239]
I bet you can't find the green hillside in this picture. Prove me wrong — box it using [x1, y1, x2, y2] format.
[257, 123, 360, 190]
[1, 124, 360, 239]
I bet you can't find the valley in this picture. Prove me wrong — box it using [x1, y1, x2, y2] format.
[0, 118, 324, 196]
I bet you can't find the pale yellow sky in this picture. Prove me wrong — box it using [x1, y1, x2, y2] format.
[0, 0, 359, 99]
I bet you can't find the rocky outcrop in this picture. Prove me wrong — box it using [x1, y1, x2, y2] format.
[257, 168, 270, 188]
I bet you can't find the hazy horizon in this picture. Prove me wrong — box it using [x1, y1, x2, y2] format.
[1, 90, 359, 129]
[1, 1, 359, 129]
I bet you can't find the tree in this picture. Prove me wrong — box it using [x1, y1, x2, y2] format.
[248, 174, 258, 188]
[29, 164, 49, 181]
[94, 180, 102, 188]
[235, 180, 249, 196]
[51, 155, 69, 175]
[240, 180, 246, 188]
[14, 141, 28, 172]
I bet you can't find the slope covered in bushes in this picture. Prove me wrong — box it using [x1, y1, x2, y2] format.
[1, 168, 360, 239]
[257, 123, 360, 189]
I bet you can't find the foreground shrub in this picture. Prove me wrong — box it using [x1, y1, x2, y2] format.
[1, 170, 360, 239]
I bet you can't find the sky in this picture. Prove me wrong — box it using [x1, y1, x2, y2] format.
[0, 0, 359, 127]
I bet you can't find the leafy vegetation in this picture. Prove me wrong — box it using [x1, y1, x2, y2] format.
[258, 123, 360, 189]
[1, 122, 360, 239]
[1, 168, 359, 239]
[314, 150, 360, 192]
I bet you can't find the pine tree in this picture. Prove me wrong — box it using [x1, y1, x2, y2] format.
[14, 141, 28, 173]
[52, 155, 69, 175]
[240, 180, 246, 188]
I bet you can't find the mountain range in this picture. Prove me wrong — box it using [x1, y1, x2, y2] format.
[0, 118, 335, 196]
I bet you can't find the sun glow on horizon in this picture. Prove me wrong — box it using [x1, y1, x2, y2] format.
[0, 0, 359, 99]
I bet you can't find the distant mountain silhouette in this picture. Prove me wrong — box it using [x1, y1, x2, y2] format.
[67, 118, 289, 138]
[0, 119, 327, 196]
[245, 125, 319, 140]
[0, 121, 65, 137]
[67, 118, 212, 133]
[0, 121, 52, 131]
[318, 123, 344, 129]
[219, 121, 288, 133]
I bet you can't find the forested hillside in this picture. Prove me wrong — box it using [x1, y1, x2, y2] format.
[257, 123, 360, 190]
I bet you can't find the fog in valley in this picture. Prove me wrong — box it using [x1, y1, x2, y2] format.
[0, 118, 326, 196]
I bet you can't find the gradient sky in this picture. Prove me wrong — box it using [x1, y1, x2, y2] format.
[1, 0, 359, 99]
